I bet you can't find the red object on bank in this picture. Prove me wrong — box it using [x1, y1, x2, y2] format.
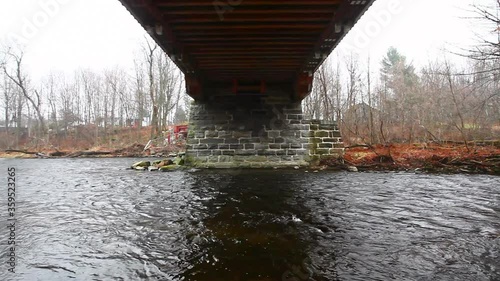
[167, 124, 188, 144]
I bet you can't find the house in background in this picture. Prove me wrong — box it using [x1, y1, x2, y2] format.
[126, 116, 151, 128]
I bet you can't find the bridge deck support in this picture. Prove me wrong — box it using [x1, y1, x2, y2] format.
[185, 96, 344, 168]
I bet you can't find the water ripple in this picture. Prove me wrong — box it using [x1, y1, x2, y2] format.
[0, 159, 498, 280]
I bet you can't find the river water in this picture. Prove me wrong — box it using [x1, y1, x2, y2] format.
[0, 158, 499, 281]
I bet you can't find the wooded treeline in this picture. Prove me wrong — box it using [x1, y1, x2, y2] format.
[0, 38, 188, 149]
[303, 49, 499, 145]
[0, 1, 498, 150]
[303, 1, 500, 145]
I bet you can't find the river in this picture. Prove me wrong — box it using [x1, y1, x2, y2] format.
[0, 158, 499, 281]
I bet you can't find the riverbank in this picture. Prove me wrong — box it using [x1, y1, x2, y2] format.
[322, 143, 500, 175]
[2, 142, 499, 175]
[0, 142, 183, 159]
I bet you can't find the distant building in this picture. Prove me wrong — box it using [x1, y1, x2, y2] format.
[126, 116, 151, 127]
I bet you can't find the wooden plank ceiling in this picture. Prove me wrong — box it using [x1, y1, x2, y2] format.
[119, 0, 374, 93]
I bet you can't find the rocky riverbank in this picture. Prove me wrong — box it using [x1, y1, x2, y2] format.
[129, 153, 186, 172]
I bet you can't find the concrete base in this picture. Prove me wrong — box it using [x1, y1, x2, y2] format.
[185, 96, 343, 168]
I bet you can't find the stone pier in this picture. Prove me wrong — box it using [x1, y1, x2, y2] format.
[185, 96, 344, 168]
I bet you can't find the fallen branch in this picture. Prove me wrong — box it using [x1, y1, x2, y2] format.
[345, 144, 374, 149]
[65, 151, 112, 158]
[5, 149, 39, 155]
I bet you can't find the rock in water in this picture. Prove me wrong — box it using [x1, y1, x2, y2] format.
[159, 165, 181, 172]
[134, 166, 146, 171]
[148, 166, 159, 171]
[174, 156, 184, 166]
[153, 159, 174, 167]
[347, 166, 358, 172]
[131, 161, 151, 169]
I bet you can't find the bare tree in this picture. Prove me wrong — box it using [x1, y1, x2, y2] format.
[144, 38, 160, 140]
[1, 72, 14, 132]
[1, 46, 46, 136]
[457, 0, 500, 76]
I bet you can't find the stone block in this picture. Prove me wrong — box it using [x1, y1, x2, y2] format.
[316, 148, 330, 155]
[281, 144, 291, 149]
[233, 131, 252, 138]
[294, 149, 308, 156]
[288, 149, 307, 156]
[319, 143, 333, 148]
[219, 144, 230, 149]
[257, 137, 273, 143]
[244, 144, 255, 149]
[330, 131, 342, 137]
[240, 137, 261, 144]
[195, 156, 209, 163]
[207, 144, 219, 150]
[235, 149, 257, 156]
[315, 131, 329, 138]
[222, 150, 235, 156]
[187, 139, 200, 145]
[224, 138, 240, 144]
[246, 156, 268, 162]
[329, 148, 344, 155]
[274, 137, 285, 144]
[254, 144, 270, 150]
[290, 143, 302, 149]
[267, 130, 281, 138]
[230, 144, 244, 150]
[297, 138, 310, 144]
[303, 143, 316, 150]
[257, 150, 277, 156]
[197, 151, 212, 157]
[286, 114, 303, 120]
[214, 125, 228, 131]
[319, 124, 337, 130]
[310, 138, 322, 144]
[266, 119, 288, 130]
[208, 156, 220, 163]
[233, 156, 247, 163]
[219, 156, 233, 162]
[218, 131, 232, 138]
[193, 144, 208, 150]
[276, 150, 286, 156]
[281, 130, 299, 137]
[288, 124, 309, 130]
[269, 144, 280, 149]
[267, 156, 281, 162]
[200, 138, 224, 144]
[301, 131, 315, 138]
[322, 138, 339, 143]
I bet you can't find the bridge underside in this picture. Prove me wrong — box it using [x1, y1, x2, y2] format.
[119, 0, 374, 100]
[119, 0, 374, 167]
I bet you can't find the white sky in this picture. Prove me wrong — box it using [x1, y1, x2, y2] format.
[0, 0, 497, 80]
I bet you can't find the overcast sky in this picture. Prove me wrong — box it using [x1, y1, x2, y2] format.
[0, 0, 496, 80]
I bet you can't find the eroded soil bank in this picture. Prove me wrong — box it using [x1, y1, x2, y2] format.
[321, 143, 500, 175]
